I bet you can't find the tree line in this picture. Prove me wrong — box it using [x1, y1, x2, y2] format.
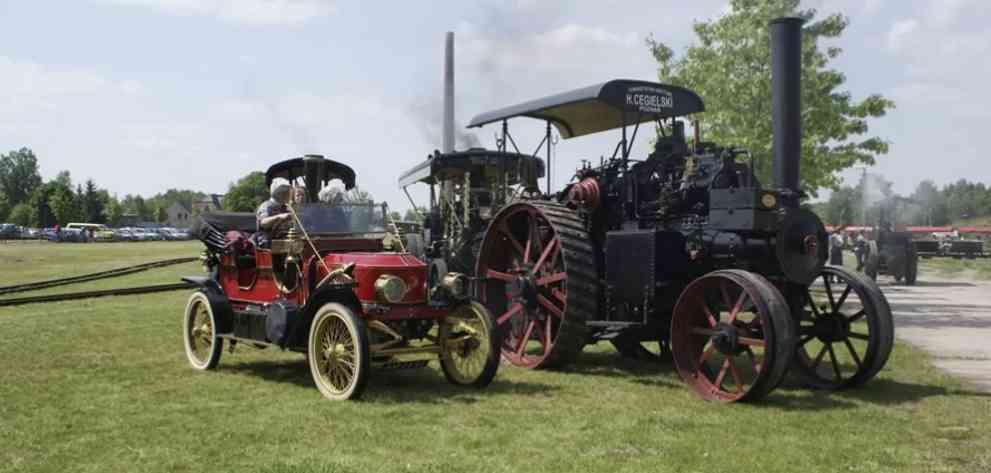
[1, 147, 421, 228]
[0, 148, 207, 227]
[816, 176, 991, 227]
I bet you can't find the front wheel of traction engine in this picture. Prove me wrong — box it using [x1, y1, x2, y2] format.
[475, 201, 597, 370]
[670, 270, 795, 402]
[788, 265, 894, 390]
[308, 303, 370, 401]
[439, 301, 501, 387]
[183, 291, 223, 370]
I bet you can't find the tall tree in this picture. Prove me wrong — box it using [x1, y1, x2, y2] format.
[223, 172, 268, 212]
[82, 179, 106, 223]
[106, 198, 123, 227]
[48, 186, 77, 225]
[8, 203, 32, 227]
[0, 148, 43, 206]
[647, 0, 894, 194]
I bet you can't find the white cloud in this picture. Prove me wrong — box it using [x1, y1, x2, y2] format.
[99, 0, 336, 26]
[885, 18, 917, 52]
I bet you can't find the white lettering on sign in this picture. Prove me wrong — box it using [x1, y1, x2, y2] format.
[625, 87, 674, 113]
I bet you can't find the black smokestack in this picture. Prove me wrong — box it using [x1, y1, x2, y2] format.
[770, 17, 804, 203]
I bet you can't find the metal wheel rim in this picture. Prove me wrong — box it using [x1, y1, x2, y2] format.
[440, 304, 492, 384]
[477, 204, 568, 368]
[671, 273, 777, 402]
[312, 313, 358, 395]
[793, 268, 883, 388]
[186, 298, 214, 366]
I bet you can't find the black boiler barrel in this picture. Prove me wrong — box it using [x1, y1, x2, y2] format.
[770, 17, 804, 201]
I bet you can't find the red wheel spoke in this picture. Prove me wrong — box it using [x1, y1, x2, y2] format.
[727, 358, 744, 393]
[690, 327, 719, 337]
[497, 303, 523, 325]
[497, 225, 526, 257]
[531, 238, 558, 275]
[728, 291, 748, 323]
[848, 332, 870, 341]
[698, 297, 718, 327]
[516, 321, 536, 356]
[698, 343, 716, 368]
[486, 269, 515, 282]
[551, 288, 567, 304]
[843, 338, 862, 370]
[714, 358, 731, 389]
[826, 343, 842, 381]
[847, 310, 866, 323]
[737, 336, 766, 347]
[536, 294, 564, 319]
[536, 272, 566, 286]
[523, 219, 534, 264]
[811, 344, 829, 370]
[720, 282, 734, 311]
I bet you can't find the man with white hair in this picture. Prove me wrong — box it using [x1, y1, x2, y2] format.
[254, 178, 293, 248]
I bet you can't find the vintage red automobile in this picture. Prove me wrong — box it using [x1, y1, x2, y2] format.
[181, 155, 500, 400]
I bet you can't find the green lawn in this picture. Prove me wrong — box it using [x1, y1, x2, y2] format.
[1, 243, 990, 472]
[919, 257, 991, 280]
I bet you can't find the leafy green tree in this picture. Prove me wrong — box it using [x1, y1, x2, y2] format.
[647, 0, 894, 194]
[106, 198, 123, 227]
[403, 207, 425, 223]
[823, 185, 859, 225]
[0, 148, 43, 206]
[0, 193, 9, 222]
[81, 179, 107, 223]
[223, 172, 268, 212]
[48, 186, 77, 225]
[8, 203, 32, 227]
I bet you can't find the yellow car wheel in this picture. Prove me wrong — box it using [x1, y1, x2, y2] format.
[308, 303, 370, 401]
[183, 292, 223, 370]
[439, 301, 500, 387]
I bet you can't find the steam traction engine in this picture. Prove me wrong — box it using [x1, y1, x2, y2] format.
[469, 18, 894, 402]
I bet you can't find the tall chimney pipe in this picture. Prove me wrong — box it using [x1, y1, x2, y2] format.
[442, 31, 455, 154]
[770, 17, 804, 204]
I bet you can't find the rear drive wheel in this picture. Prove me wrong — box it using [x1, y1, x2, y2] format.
[183, 291, 223, 370]
[308, 303, 370, 401]
[439, 301, 501, 387]
[476, 201, 597, 370]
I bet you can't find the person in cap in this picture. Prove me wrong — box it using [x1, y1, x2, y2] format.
[254, 178, 293, 248]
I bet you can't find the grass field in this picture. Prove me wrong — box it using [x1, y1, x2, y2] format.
[920, 257, 991, 280]
[1, 242, 990, 473]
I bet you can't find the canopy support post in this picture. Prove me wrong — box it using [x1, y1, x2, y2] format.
[545, 120, 552, 195]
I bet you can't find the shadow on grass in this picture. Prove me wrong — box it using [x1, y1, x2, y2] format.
[830, 377, 991, 404]
[221, 358, 558, 403]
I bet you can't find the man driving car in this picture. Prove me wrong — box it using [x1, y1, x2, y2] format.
[254, 178, 293, 248]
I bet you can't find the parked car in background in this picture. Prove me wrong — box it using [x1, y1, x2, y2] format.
[0, 224, 21, 240]
[114, 228, 136, 241]
[66, 223, 115, 241]
[21, 227, 39, 239]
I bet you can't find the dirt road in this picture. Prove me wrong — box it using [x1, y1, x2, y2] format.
[881, 271, 991, 391]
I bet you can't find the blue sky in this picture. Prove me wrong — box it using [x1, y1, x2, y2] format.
[1, 0, 988, 209]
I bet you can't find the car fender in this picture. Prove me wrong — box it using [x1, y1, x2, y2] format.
[182, 276, 233, 333]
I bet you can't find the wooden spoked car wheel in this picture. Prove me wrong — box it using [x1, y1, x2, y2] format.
[476, 201, 597, 370]
[789, 266, 894, 390]
[670, 270, 794, 402]
[183, 291, 223, 370]
[308, 303, 370, 401]
[439, 301, 501, 387]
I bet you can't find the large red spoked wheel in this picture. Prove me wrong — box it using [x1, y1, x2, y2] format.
[476, 201, 597, 369]
[671, 270, 794, 402]
[789, 265, 894, 390]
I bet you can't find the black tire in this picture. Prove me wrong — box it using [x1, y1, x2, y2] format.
[183, 291, 223, 370]
[790, 265, 894, 390]
[439, 301, 501, 387]
[308, 303, 370, 401]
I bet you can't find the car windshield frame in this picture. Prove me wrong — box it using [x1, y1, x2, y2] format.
[296, 201, 389, 237]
